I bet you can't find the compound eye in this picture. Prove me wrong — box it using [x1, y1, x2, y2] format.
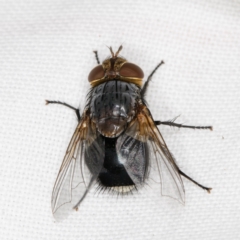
[88, 65, 105, 82]
[119, 62, 144, 78]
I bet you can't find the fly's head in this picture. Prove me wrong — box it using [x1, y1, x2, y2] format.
[88, 46, 144, 87]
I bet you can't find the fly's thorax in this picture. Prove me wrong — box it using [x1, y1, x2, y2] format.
[89, 81, 140, 137]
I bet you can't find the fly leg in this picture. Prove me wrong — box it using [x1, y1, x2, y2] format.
[178, 169, 212, 193]
[93, 50, 100, 64]
[155, 120, 212, 130]
[155, 116, 212, 191]
[154, 116, 212, 130]
[45, 100, 81, 122]
[141, 61, 164, 98]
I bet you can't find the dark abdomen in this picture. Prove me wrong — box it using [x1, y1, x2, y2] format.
[98, 137, 134, 188]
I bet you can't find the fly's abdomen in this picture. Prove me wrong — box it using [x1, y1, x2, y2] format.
[98, 137, 134, 188]
[89, 81, 140, 137]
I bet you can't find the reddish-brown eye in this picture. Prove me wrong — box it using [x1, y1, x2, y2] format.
[119, 62, 144, 78]
[88, 65, 105, 82]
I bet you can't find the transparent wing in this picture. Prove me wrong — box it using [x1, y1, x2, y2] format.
[117, 105, 185, 204]
[51, 112, 104, 220]
[116, 134, 149, 186]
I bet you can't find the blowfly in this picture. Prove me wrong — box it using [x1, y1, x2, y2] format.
[46, 46, 212, 219]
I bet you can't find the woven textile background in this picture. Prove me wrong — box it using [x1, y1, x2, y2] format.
[0, 0, 239, 239]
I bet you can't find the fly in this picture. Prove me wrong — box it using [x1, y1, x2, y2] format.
[46, 46, 212, 219]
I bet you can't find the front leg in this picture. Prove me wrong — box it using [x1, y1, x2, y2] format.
[46, 100, 81, 122]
